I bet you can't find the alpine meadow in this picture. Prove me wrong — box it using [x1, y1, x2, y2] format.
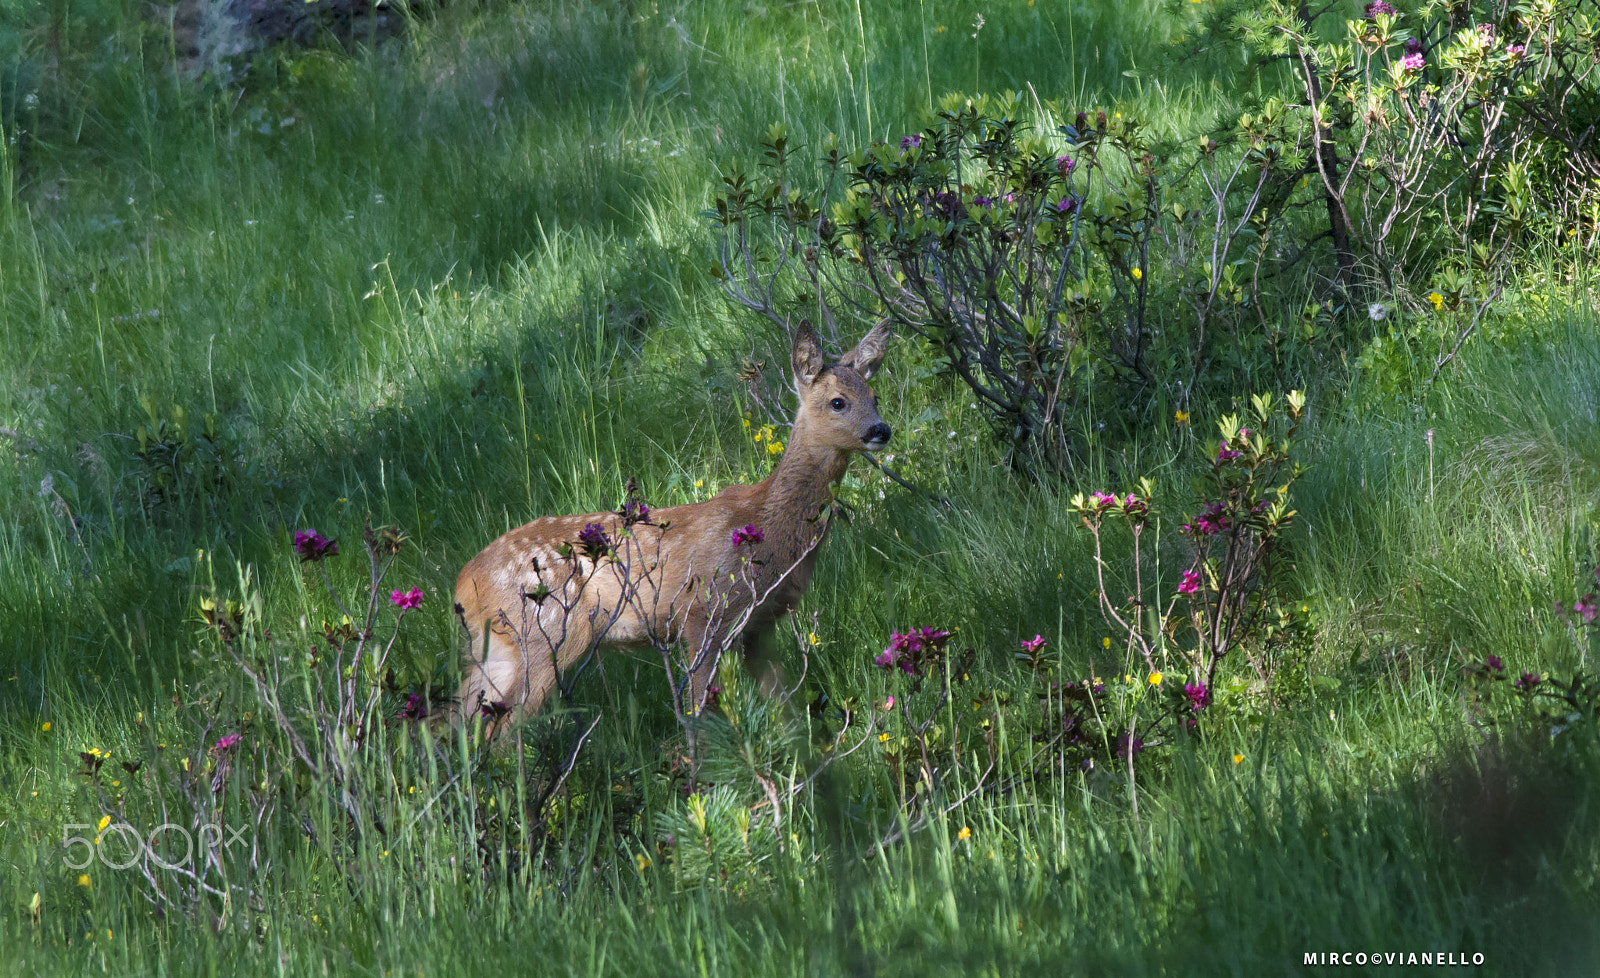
[3, 0, 1600, 973]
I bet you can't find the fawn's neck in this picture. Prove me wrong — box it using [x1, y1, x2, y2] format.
[757, 425, 852, 553]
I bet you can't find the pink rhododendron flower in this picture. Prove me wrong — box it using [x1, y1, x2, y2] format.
[577, 522, 613, 558]
[294, 529, 339, 563]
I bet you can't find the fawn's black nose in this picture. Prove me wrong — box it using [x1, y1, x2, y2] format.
[864, 423, 892, 448]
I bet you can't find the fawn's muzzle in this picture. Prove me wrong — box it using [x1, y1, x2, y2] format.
[863, 423, 892, 449]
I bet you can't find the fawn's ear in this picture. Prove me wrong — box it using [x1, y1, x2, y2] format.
[791, 321, 824, 387]
[838, 320, 891, 380]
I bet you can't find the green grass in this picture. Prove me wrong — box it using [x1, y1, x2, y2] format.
[2, 0, 1599, 973]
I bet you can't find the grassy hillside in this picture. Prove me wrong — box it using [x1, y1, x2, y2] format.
[2, 0, 1598, 973]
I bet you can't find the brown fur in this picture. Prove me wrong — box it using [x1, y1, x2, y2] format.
[452, 323, 892, 734]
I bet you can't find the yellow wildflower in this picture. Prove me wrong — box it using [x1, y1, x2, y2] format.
[1175, 409, 1190, 424]
[957, 826, 972, 840]
[1102, 637, 1112, 649]
[879, 733, 890, 743]
[41, 722, 51, 732]
[1233, 754, 1244, 765]
[1149, 672, 1163, 686]
[1131, 267, 1143, 280]
[77, 875, 91, 888]
[1428, 291, 1444, 311]
[636, 853, 652, 872]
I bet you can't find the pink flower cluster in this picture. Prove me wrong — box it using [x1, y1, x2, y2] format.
[578, 522, 613, 559]
[874, 626, 952, 676]
[399, 692, 426, 721]
[1184, 682, 1211, 711]
[294, 529, 339, 563]
[1021, 634, 1048, 654]
[1559, 595, 1598, 624]
[1178, 569, 1203, 595]
[1362, 0, 1396, 19]
[212, 733, 242, 753]
[1183, 503, 1232, 537]
[731, 524, 764, 546]
[1086, 492, 1147, 517]
[391, 587, 423, 610]
[1216, 427, 1253, 463]
[1401, 37, 1425, 72]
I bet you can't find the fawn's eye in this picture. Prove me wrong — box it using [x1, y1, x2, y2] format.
[830, 397, 847, 411]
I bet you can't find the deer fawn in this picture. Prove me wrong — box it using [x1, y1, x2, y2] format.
[452, 322, 891, 734]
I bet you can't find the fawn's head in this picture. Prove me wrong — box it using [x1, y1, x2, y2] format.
[789, 321, 892, 453]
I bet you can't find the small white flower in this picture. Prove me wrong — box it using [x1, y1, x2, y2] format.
[947, 430, 957, 439]
[1368, 302, 1387, 321]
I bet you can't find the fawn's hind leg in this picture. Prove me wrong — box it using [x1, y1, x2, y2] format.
[457, 608, 602, 736]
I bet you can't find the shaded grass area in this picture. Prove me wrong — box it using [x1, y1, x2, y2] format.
[1, 0, 1598, 973]
[5, 716, 1596, 975]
